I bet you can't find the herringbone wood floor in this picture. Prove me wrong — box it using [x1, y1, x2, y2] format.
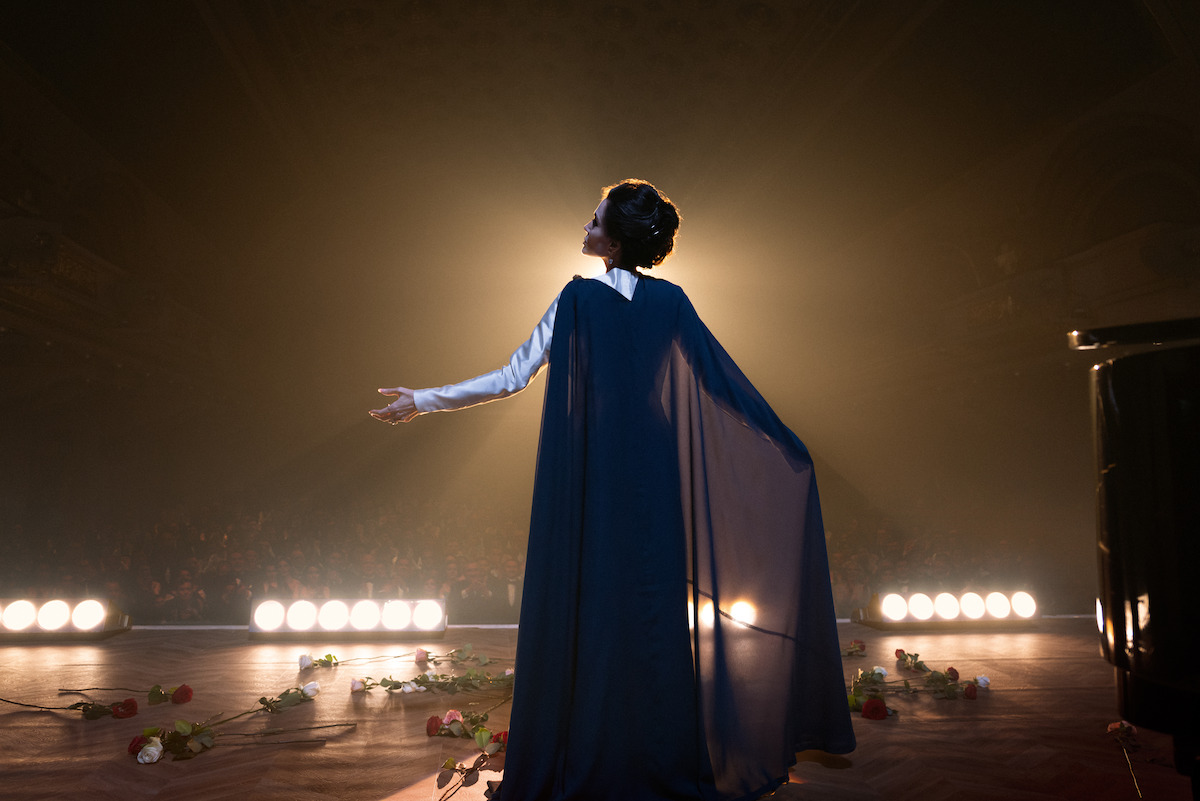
[0, 620, 1190, 800]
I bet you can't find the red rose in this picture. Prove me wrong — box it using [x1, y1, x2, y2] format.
[894, 649, 906, 659]
[964, 683, 977, 700]
[861, 698, 888, 720]
[426, 715, 443, 737]
[946, 667, 959, 682]
[127, 735, 149, 755]
[111, 698, 138, 719]
[171, 684, 193, 704]
[490, 730, 508, 748]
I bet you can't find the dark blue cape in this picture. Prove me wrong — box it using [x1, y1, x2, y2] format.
[497, 276, 853, 801]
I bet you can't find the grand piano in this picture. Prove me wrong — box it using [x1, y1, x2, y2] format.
[1070, 318, 1200, 795]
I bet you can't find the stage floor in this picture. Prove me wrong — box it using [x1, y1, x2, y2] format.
[0, 619, 1190, 800]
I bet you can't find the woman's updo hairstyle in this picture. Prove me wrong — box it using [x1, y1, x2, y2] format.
[602, 179, 681, 270]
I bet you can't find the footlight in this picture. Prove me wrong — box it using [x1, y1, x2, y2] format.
[0, 598, 131, 641]
[856, 590, 1039, 629]
[248, 598, 447, 640]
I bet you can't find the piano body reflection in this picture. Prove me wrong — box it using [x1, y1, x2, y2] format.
[1071, 318, 1200, 791]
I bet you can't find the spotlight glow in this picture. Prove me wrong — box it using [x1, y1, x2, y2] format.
[381, 600, 413, 630]
[37, 600, 71, 631]
[881, 593, 908, 621]
[1011, 591, 1037, 619]
[2, 600, 36, 631]
[254, 600, 286, 631]
[699, 601, 715, 627]
[934, 592, 961, 620]
[318, 601, 350, 631]
[729, 601, 757, 626]
[1096, 597, 1105, 634]
[960, 592, 986, 619]
[71, 600, 107, 631]
[286, 600, 318, 631]
[413, 600, 444, 630]
[907, 593, 934, 621]
[350, 600, 381, 630]
[985, 592, 1011, 619]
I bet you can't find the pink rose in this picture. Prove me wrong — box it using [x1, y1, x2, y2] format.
[946, 667, 959, 682]
[350, 678, 366, 693]
[861, 698, 888, 720]
[426, 715, 443, 736]
[414, 648, 429, 662]
[964, 683, 977, 700]
[171, 684, 193, 704]
[443, 709, 463, 724]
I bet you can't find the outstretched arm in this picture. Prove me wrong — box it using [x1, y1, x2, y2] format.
[369, 291, 560, 424]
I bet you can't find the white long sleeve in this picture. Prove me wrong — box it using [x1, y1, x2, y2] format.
[412, 269, 638, 415]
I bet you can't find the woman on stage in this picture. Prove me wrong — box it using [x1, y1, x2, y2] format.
[371, 180, 854, 800]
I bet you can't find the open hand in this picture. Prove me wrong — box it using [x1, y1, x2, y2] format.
[370, 387, 418, 424]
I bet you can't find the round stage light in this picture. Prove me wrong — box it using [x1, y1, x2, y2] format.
[381, 600, 413, 630]
[698, 601, 715, 627]
[729, 601, 757, 627]
[881, 593, 908, 621]
[934, 592, 960, 620]
[1011, 591, 1037, 619]
[3, 600, 36, 631]
[985, 592, 1011, 619]
[908, 593, 934, 621]
[413, 600, 444, 631]
[960, 592, 985, 619]
[350, 600, 381, 630]
[254, 601, 286, 631]
[318, 601, 350, 631]
[72, 600, 107, 631]
[37, 600, 71, 631]
[286, 600, 318, 631]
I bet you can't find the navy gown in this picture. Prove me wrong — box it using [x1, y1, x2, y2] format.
[495, 275, 854, 801]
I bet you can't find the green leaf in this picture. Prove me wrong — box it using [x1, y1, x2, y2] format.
[175, 720, 193, 735]
[442, 758, 458, 770]
[475, 728, 492, 750]
[449, 720, 464, 737]
[478, 654, 489, 665]
[485, 742, 501, 755]
[437, 769, 456, 789]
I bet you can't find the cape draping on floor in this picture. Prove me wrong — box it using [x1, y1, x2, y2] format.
[497, 276, 854, 801]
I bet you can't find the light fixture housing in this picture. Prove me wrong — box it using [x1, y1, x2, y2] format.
[854, 590, 1039, 629]
[248, 598, 447, 640]
[0, 598, 131, 641]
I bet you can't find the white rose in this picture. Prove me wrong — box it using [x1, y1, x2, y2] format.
[299, 654, 314, 670]
[301, 681, 321, 698]
[350, 678, 366, 693]
[976, 676, 990, 688]
[401, 683, 415, 693]
[873, 666, 888, 677]
[137, 737, 164, 764]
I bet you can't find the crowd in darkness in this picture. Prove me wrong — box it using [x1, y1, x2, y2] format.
[0, 496, 1079, 626]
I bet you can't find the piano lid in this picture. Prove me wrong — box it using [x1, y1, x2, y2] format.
[1068, 316, 1200, 350]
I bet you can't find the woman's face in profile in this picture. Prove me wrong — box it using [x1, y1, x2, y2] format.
[582, 198, 617, 263]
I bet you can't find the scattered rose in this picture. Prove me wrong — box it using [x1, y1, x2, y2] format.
[301, 681, 320, 698]
[976, 676, 990, 689]
[895, 649, 906, 659]
[964, 683, 977, 700]
[443, 709, 464, 725]
[490, 730, 508, 747]
[861, 698, 889, 720]
[414, 648, 429, 662]
[171, 684, 193, 704]
[1107, 721, 1136, 734]
[127, 735, 149, 756]
[427, 715, 443, 736]
[350, 679, 366, 693]
[872, 666, 888, 677]
[504, 668, 514, 676]
[946, 667, 959, 682]
[137, 737, 164, 764]
[111, 698, 138, 719]
[299, 654, 314, 670]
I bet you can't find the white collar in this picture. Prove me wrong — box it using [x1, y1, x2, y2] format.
[590, 268, 639, 301]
